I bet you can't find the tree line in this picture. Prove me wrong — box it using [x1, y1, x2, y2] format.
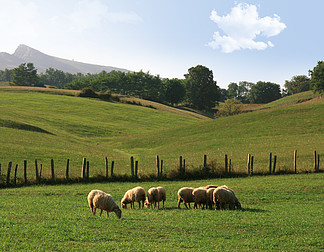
[1, 61, 323, 110]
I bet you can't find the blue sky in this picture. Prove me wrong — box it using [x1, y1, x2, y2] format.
[0, 0, 323, 88]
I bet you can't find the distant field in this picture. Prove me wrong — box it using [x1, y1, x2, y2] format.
[0, 88, 323, 181]
[0, 173, 323, 251]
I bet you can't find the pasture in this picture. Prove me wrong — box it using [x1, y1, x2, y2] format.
[0, 173, 323, 251]
[0, 88, 323, 183]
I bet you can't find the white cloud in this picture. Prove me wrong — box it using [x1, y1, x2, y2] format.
[207, 3, 286, 53]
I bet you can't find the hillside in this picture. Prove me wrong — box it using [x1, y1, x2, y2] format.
[0, 89, 323, 179]
[0, 44, 129, 74]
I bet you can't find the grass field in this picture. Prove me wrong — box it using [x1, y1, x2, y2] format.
[0, 173, 323, 251]
[0, 88, 323, 182]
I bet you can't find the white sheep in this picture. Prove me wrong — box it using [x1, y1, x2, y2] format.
[192, 188, 208, 209]
[204, 185, 218, 190]
[206, 187, 217, 209]
[87, 190, 122, 219]
[213, 186, 241, 210]
[177, 187, 195, 209]
[121, 186, 146, 209]
[145, 186, 166, 209]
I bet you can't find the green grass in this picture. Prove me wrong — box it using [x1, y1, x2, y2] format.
[0, 173, 323, 251]
[0, 88, 323, 182]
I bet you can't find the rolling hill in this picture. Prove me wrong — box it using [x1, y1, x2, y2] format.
[0, 88, 323, 180]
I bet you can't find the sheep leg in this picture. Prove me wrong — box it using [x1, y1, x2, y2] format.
[138, 201, 141, 209]
[93, 208, 96, 215]
[157, 201, 159, 209]
[107, 211, 109, 217]
[162, 200, 165, 209]
[99, 209, 103, 216]
[178, 198, 183, 209]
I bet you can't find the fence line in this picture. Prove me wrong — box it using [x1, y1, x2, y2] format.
[0, 151, 321, 187]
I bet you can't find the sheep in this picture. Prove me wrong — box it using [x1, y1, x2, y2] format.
[213, 186, 241, 210]
[192, 188, 208, 209]
[121, 186, 146, 209]
[177, 187, 195, 209]
[206, 187, 217, 209]
[87, 190, 122, 219]
[145, 186, 166, 209]
[204, 185, 218, 190]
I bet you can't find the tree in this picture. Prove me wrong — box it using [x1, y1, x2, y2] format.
[39, 68, 75, 87]
[248, 81, 281, 104]
[227, 81, 254, 103]
[11, 63, 39, 86]
[216, 98, 241, 117]
[162, 78, 186, 105]
[184, 65, 220, 110]
[309, 61, 324, 94]
[284, 75, 310, 95]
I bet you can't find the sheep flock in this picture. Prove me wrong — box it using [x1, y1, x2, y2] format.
[87, 184, 241, 219]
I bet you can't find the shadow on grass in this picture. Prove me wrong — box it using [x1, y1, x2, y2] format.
[0, 119, 54, 135]
[240, 207, 268, 213]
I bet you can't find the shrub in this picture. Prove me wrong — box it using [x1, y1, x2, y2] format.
[78, 87, 99, 98]
[216, 99, 241, 117]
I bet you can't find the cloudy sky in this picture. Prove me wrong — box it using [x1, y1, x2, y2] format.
[0, 0, 323, 88]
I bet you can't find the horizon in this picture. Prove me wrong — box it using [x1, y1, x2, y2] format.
[0, 0, 323, 88]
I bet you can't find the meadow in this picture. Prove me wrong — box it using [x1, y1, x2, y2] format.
[0, 173, 323, 251]
[0, 88, 323, 183]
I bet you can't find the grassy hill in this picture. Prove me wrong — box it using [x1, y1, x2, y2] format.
[0, 87, 323, 181]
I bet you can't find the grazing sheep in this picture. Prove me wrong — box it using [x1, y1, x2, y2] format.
[205, 185, 218, 190]
[121, 186, 146, 209]
[177, 187, 195, 209]
[206, 187, 217, 209]
[213, 186, 241, 210]
[145, 186, 166, 209]
[192, 188, 208, 209]
[87, 190, 122, 219]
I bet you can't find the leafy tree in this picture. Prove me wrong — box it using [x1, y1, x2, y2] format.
[184, 65, 220, 110]
[39, 68, 75, 87]
[0, 69, 12, 82]
[216, 98, 241, 117]
[284, 75, 310, 95]
[248, 81, 281, 104]
[309, 61, 324, 94]
[227, 81, 254, 103]
[11, 63, 39, 86]
[162, 78, 186, 105]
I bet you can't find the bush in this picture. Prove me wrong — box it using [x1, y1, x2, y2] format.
[78, 87, 99, 98]
[98, 90, 112, 100]
[216, 99, 241, 117]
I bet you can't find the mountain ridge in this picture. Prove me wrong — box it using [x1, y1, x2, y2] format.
[0, 44, 129, 74]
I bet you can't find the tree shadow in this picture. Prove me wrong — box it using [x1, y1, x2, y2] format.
[240, 207, 268, 213]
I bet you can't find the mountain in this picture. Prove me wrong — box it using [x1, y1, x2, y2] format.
[0, 44, 129, 74]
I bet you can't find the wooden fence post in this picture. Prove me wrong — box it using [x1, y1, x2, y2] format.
[273, 155, 277, 174]
[14, 164, 18, 185]
[135, 161, 138, 178]
[183, 159, 186, 175]
[294, 150, 297, 174]
[314, 150, 317, 172]
[39, 164, 43, 179]
[247, 154, 251, 175]
[156, 155, 160, 177]
[0, 162, 1, 184]
[269, 153, 272, 174]
[6, 161, 12, 185]
[81, 158, 86, 179]
[250, 156, 254, 175]
[131, 156, 134, 177]
[35, 159, 39, 183]
[229, 159, 232, 174]
[51, 159, 55, 181]
[224, 154, 228, 174]
[86, 161, 89, 180]
[105, 157, 109, 178]
[24, 160, 27, 184]
[66, 159, 70, 180]
[160, 160, 163, 175]
[317, 154, 320, 172]
[179, 156, 183, 175]
[111, 161, 114, 177]
[204, 155, 207, 169]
